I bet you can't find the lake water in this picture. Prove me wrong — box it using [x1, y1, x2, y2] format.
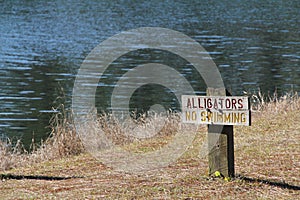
[0, 0, 299, 146]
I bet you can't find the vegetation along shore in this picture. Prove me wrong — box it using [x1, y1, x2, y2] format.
[0, 92, 299, 199]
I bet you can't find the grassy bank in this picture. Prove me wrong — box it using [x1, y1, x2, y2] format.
[0, 93, 299, 199]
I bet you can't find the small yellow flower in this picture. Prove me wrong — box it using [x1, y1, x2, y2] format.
[214, 171, 221, 177]
[224, 177, 231, 182]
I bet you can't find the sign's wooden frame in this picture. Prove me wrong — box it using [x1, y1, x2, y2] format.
[181, 88, 251, 177]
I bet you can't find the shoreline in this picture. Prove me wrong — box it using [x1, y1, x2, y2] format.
[0, 93, 299, 199]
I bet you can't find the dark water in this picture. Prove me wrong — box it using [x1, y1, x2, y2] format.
[0, 0, 299, 145]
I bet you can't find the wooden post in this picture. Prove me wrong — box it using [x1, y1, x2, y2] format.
[207, 88, 234, 177]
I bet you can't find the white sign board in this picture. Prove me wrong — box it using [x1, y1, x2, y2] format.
[181, 95, 250, 126]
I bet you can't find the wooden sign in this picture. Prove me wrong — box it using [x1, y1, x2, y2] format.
[181, 95, 250, 126]
[181, 90, 251, 178]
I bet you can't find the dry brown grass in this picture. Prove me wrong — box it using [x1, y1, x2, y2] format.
[0, 139, 26, 171]
[0, 108, 183, 171]
[234, 91, 300, 189]
[0, 105, 84, 171]
[97, 111, 184, 151]
[250, 90, 300, 112]
[0, 93, 299, 199]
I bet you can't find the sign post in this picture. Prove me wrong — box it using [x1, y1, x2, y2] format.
[181, 88, 250, 177]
